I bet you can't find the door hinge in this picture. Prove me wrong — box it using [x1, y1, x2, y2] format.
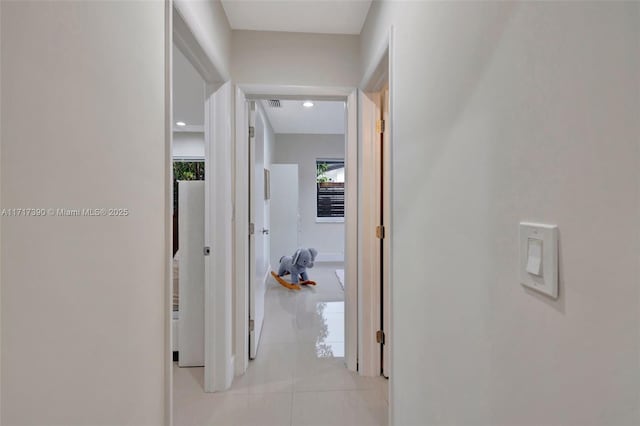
[249, 222, 255, 235]
[376, 225, 385, 239]
[376, 119, 385, 134]
[376, 330, 385, 345]
[249, 126, 255, 138]
[249, 319, 255, 332]
[203, 246, 211, 256]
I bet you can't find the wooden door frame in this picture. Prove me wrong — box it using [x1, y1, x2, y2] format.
[234, 84, 359, 375]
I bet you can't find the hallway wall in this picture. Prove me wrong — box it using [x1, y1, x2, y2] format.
[173, 132, 205, 159]
[174, 0, 231, 81]
[361, 2, 640, 425]
[1, 1, 167, 424]
[274, 134, 345, 261]
[231, 30, 360, 87]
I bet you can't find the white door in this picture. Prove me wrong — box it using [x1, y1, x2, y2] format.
[177, 181, 205, 367]
[270, 164, 299, 267]
[203, 81, 233, 392]
[249, 103, 267, 359]
[381, 86, 391, 378]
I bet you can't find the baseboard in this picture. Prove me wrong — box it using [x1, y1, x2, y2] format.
[316, 252, 344, 263]
[226, 355, 235, 389]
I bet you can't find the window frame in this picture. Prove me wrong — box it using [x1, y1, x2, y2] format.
[315, 157, 345, 223]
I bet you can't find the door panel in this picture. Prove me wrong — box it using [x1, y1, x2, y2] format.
[249, 103, 267, 359]
[178, 181, 205, 367]
[382, 87, 391, 378]
[270, 164, 299, 268]
[204, 81, 234, 392]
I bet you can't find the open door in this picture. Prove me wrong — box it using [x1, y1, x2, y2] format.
[270, 164, 299, 268]
[381, 86, 391, 378]
[248, 102, 267, 359]
[203, 81, 233, 392]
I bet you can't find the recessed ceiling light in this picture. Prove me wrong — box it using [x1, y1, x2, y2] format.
[176, 121, 186, 127]
[303, 101, 314, 108]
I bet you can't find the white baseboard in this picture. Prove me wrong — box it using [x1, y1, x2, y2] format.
[263, 265, 272, 283]
[316, 252, 344, 263]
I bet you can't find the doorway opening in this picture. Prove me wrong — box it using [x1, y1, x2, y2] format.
[250, 99, 349, 362]
[359, 35, 392, 411]
[171, 39, 206, 376]
[235, 92, 358, 375]
[170, 5, 234, 410]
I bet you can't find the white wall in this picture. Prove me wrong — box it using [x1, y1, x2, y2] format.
[361, 2, 640, 425]
[173, 132, 205, 159]
[1, 1, 166, 424]
[274, 134, 344, 260]
[231, 30, 360, 87]
[173, 44, 205, 128]
[174, 0, 231, 81]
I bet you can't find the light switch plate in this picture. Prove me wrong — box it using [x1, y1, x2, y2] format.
[519, 222, 558, 298]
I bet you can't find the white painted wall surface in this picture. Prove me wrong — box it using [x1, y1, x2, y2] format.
[361, 2, 640, 425]
[174, 0, 231, 81]
[274, 134, 345, 260]
[1, 1, 166, 424]
[173, 44, 205, 129]
[173, 132, 205, 159]
[231, 30, 360, 87]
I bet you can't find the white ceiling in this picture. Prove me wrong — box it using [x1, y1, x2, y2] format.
[173, 45, 205, 131]
[221, 0, 372, 35]
[261, 100, 345, 134]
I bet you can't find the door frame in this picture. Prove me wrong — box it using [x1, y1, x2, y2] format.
[170, 0, 233, 405]
[358, 24, 394, 385]
[234, 84, 359, 375]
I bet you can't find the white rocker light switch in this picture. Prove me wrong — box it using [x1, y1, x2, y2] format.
[519, 223, 558, 299]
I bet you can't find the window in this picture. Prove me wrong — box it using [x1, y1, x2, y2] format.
[316, 159, 345, 222]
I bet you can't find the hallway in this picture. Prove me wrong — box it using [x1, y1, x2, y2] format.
[173, 263, 388, 426]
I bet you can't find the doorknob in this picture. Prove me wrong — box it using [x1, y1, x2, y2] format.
[261, 228, 269, 235]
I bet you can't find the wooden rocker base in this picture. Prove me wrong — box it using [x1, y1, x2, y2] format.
[279, 271, 316, 286]
[271, 271, 301, 291]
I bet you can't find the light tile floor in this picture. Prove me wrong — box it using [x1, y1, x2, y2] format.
[173, 263, 388, 426]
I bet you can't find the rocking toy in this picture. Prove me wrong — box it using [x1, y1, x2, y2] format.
[271, 247, 318, 290]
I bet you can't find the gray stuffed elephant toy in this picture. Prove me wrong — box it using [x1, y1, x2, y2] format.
[271, 247, 318, 290]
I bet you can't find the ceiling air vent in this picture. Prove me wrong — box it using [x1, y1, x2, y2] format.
[267, 99, 282, 108]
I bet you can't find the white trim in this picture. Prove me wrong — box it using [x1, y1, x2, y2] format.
[344, 90, 358, 373]
[234, 86, 250, 377]
[164, 2, 173, 424]
[315, 252, 344, 263]
[173, 124, 204, 133]
[238, 84, 354, 99]
[173, 156, 205, 162]
[316, 217, 344, 224]
[387, 30, 396, 423]
[228, 355, 236, 384]
[358, 26, 394, 425]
